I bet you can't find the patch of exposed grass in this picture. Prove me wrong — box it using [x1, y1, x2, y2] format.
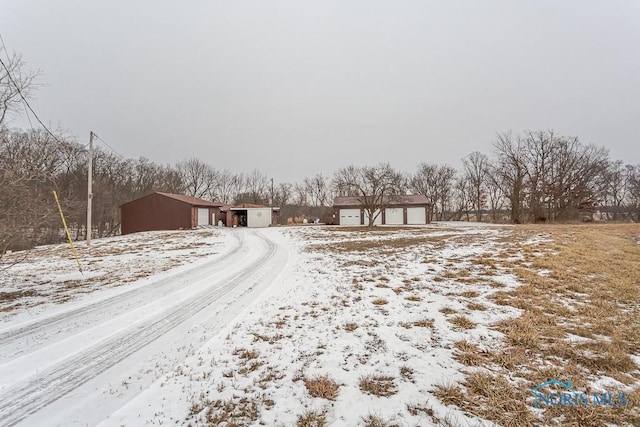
[252, 332, 285, 344]
[455, 276, 483, 284]
[466, 301, 487, 311]
[406, 402, 434, 417]
[237, 360, 264, 375]
[474, 255, 499, 269]
[255, 366, 285, 388]
[439, 306, 457, 315]
[304, 374, 340, 400]
[489, 347, 527, 370]
[433, 383, 465, 407]
[495, 312, 542, 349]
[399, 365, 414, 381]
[441, 270, 461, 279]
[361, 414, 394, 427]
[0, 289, 40, 304]
[463, 372, 536, 427]
[233, 348, 259, 360]
[359, 374, 397, 397]
[371, 298, 388, 306]
[434, 374, 536, 426]
[449, 315, 475, 330]
[307, 232, 455, 253]
[412, 318, 434, 328]
[453, 340, 486, 366]
[458, 290, 479, 298]
[297, 409, 327, 427]
[344, 322, 358, 332]
[203, 397, 260, 426]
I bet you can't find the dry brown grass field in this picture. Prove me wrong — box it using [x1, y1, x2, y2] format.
[478, 223, 640, 426]
[318, 223, 640, 426]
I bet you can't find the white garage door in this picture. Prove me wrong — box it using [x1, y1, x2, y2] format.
[406, 207, 426, 224]
[365, 209, 382, 226]
[385, 208, 404, 225]
[197, 208, 209, 226]
[339, 209, 361, 225]
[247, 208, 272, 228]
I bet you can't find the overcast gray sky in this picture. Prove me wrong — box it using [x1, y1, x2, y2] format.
[2, 0, 639, 182]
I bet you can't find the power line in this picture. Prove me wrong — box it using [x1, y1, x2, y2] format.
[0, 33, 63, 144]
[21, 100, 34, 128]
[94, 133, 127, 160]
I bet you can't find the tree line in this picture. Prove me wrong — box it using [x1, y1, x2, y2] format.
[2, 125, 639, 251]
[2, 49, 640, 253]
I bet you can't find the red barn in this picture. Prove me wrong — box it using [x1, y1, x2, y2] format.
[120, 192, 227, 235]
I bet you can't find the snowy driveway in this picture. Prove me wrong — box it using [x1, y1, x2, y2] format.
[0, 229, 288, 427]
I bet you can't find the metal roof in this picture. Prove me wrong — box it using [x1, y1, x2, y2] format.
[154, 192, 227, 207]
[117, 192, 227, 208]
[333, 194, 430, 207]
[223, 203, 280, 211]
[232, 203, 267, 208]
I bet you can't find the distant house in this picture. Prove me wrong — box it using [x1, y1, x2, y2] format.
[332, 195, 431, 226]
[120, 192, 280, 234]
[120, 192, 227, 235]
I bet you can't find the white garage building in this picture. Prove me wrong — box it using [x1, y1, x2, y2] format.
[333, 195, 431, 226]
[222, 203, 280, 228]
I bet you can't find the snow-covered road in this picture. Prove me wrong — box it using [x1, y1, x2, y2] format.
[0, 229, 289, 427]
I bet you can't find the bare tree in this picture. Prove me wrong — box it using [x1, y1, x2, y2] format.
[0, 128, 70, 252]
[155, 164, 184, 194]
[494, 130, 610, 223]
[462, 151, 489, 222]
[304, 173, 331, 207]
[131, 158, 158, 195]
[522, 130, 556, 222]
[411, 163, 456, 221]
[604, 160, 629, 220]
[274, 182, 293, 207]
[451, 174, 473, 221]
[92, 150, 131, 237]
[411, 163, 438, 220]
[176, 158, 217, 199]
[493, 131, 527, 223]
[293, 182, 309, 207]
[333, 163, 405, 227]
[433, 165, 456, 220]
[0, 49, 39, 126]
[627, 165, 640, 222]
[237, 169, 269, 205]
[547, 138, 609, 221]
[485, 160, 505, 221]
[271, 182, 295, 223]
[211, 169, 242, 204]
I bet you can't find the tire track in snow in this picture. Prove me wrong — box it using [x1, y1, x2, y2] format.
[0, 231, 244, 357]
[0, 231, 278, 427]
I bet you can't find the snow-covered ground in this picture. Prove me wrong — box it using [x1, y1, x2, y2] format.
[0, 224, 526, 426]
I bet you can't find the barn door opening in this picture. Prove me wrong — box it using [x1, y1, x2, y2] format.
[232, 210, 248, 227]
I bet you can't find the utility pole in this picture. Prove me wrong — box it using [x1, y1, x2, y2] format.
[87, 131, 94, 245]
